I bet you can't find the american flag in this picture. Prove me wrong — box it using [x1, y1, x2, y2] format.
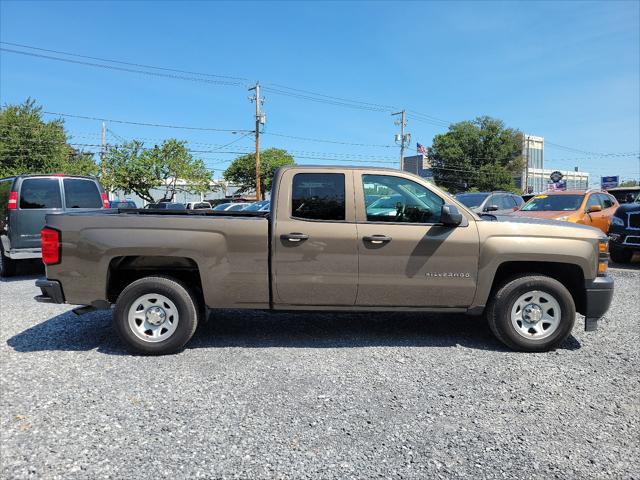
[417, 143, 428, 155]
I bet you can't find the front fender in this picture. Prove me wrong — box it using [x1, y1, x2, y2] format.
[472, 235, 596, 308]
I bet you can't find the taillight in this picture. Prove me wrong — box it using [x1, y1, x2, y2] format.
[100, 192, 109, 208]
[41, 228, 60, 265]
[8, 191, 17, 210]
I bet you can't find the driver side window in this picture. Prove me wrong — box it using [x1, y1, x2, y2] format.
[362, 174, 444, 223]
[586, 194, 601, 210]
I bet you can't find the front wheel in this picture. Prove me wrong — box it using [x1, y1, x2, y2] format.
[113, 276, 200, 355]
[487, 275, 576, 352]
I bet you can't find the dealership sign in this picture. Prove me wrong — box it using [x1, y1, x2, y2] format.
[601, 176, 619, 189]
[548, 171, 566, 191]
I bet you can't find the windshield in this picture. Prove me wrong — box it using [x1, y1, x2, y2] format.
[455, 193, 489, 209]
[243, 200, 269, 211]
[521, 194, 584, 211]
[213, 203, 232, 211]
[226, 204, 247, 211]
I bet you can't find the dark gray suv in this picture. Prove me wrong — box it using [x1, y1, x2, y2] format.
[455, 191, 524, 215]
[0, 174, 107, 276]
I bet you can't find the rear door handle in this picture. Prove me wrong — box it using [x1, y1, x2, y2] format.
[281, 232, 309, 242]
[363, 235, 392, 244]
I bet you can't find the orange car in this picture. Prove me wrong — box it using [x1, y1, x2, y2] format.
[510, 190, 619, 233]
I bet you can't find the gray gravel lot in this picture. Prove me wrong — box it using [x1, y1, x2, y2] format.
[1, 263, 639, 480]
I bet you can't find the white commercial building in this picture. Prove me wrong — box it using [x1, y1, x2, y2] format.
[517, 134, 589, 193]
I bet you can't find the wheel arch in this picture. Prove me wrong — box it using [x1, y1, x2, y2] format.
[479, 261, 586, 316]
[107, 255, 205, 307]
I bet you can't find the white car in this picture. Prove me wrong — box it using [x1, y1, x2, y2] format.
[186, 202, 212, 210]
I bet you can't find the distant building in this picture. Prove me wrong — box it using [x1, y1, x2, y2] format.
[515, 134, 589, 193]
[402, 154, 433, 180]
[529, 168, 590, 192]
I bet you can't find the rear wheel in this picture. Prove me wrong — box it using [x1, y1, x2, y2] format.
[113, 276, 199, 355]
[0, 244, 17, 278]
[487, 275, 575, 352]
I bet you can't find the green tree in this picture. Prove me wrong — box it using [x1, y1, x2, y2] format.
[619, 180, 639, 187]
[102, 139, 213, 203]
[429, 116, 524, 193]
[224, 148, 295, 198]
[0, 98, 98, 177]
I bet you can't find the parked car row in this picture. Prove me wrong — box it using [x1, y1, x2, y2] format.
[454, 188, 639, 263]
[108, 199, 272, 212]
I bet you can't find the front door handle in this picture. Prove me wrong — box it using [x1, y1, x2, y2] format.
[281, 232, 309, 242]
[363, 235, 392, 244]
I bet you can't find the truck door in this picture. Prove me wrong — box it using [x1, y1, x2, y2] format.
[355, 172, 479, 307]
[273, 170, 358, 306]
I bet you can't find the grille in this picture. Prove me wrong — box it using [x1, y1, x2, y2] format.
[624, 236, 640, 246]
[629, 212, 640, 230]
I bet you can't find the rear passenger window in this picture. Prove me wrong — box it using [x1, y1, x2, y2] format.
[291, 173, 345, 221]
[19, 178, 62, 209]
[495, 195, 515, 210]
[63, 179, 102, 208]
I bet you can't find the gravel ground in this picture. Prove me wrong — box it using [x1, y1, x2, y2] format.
[1, 262, 639, 480]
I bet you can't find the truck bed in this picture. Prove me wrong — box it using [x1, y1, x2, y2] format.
[43, 209, 271, 309]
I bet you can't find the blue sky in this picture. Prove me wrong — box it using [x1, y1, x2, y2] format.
[1, 0, 638, 185]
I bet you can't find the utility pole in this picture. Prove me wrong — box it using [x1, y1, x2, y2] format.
[392, 110, 410, 170]
[248, 82, 265, 200]
[523, 135, 530, 194]
[100, 121, 106, 176]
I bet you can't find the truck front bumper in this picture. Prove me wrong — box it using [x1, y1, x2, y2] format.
[35, 279, 65, 304]
[583, 276, 614, 331]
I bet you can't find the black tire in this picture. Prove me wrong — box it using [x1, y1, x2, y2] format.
[610, 246, 633, 264]
[486, 275, 576, 352]
[0, 244, 17, 278]
[113, 276, 200, 355]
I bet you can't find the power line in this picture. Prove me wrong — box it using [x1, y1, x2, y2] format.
[40, 110, 398, 148]
[1, 41, 451, 124]
[3, 131, 638, 173]
[0, 48, 244, 87]
[263, 131, 396, 148]
[0, 41, 250, 83]
[40, 111, 250, 133]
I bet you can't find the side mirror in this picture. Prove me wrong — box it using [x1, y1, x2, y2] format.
[441, 204, 463, 226]
[588, 204, 602, 213]
[484, 205, 499, 212]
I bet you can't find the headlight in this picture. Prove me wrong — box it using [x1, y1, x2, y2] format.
[611, 216, 625, 226]
[556, 216, 569, 221]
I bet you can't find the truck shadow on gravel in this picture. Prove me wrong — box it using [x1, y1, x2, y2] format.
[7, 309, 581, 354]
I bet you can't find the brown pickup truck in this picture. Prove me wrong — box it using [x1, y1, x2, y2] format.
[35, 166, 614, 355]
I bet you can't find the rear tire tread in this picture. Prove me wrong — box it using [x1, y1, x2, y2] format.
[113, 275, 200, 355]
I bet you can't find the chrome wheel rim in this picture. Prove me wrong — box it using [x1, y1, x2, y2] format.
[128, 293, 179, 343]
[510, 290, 562, 340]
